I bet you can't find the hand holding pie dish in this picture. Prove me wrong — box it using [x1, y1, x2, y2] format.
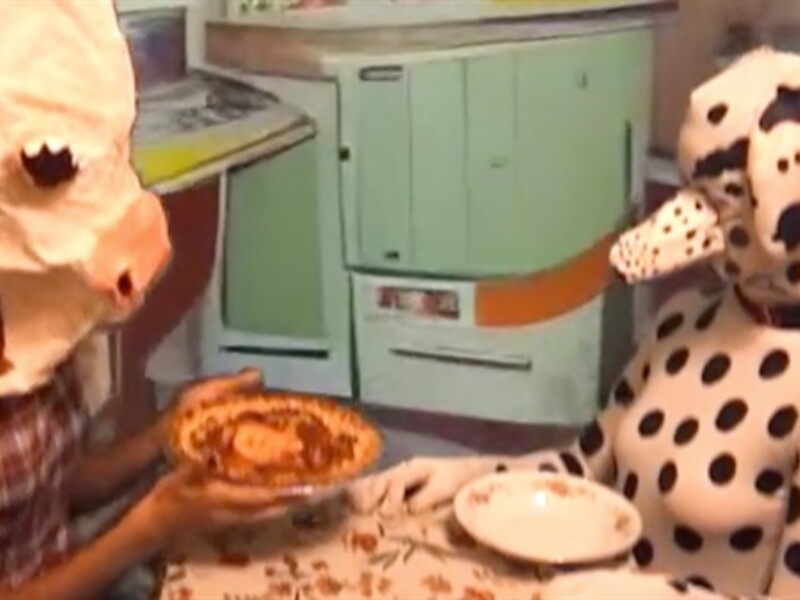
[167, 390, 383, 499]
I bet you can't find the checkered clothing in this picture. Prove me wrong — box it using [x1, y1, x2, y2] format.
[0, 361, 86, 588]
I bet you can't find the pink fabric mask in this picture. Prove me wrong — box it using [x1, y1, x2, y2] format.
[0, 0, 171, 396]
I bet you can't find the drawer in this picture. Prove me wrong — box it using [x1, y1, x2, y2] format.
[352, 274, 605, 425]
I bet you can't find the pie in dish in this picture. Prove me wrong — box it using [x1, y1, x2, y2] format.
[168, 392, 383, 490]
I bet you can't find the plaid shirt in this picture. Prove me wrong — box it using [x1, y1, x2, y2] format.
[0, 361, 86, 588]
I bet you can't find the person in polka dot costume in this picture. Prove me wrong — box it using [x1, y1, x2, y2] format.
[349, 48, 800, 598]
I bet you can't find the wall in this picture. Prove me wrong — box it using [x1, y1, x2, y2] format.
[652, 0, 800, 154]
[116, 0, 225, 67]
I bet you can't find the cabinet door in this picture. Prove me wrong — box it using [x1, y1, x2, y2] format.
[223, 141, 325, 339]
[514, 33, 631, 271]
[354, 67, 413, 268]
[409, 60, 468, 271]
[465, 53, 519, 274]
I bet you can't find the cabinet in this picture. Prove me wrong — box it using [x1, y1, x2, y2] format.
[224, 141, 325, 340]
[341, 29, 652, 277]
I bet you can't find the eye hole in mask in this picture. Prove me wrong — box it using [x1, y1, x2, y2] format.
[20, 141, 79, 188]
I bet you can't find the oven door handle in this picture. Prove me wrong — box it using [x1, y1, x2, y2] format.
[390, 344, 532, 372]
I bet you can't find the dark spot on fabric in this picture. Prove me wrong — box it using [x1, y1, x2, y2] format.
[685, 575, 714, 590]
[715, 399, 748, 432]
[674, 525, 704, 552]
[668, 579, 688, 593]
[760, 85, 800, 133]
[622, 472, 638, 500]
[666, 348, 690, 375]
[724, 260, 741, 277]
[559, 451, 583, 476]
[788, 486, 800, 524]
[495, 463, 508, 473]
[708, 453, 736, 484]
[659, 461, 678, 493]
[657, 313, 684, 339]
[780, 158, 790, 173]
[613, 378, 635, 406]
[728, 226, 750, 247]
[692, 137, 749, 180]
[760, 349, 790, 379]
[774, 203, 800, 252]
[638, 410, 665, 438]
[538, 462, 558, 473]
[701, 353, 731, 385]
[578, 421, 605, 457]
[632, 538, 654, 567]
[756, 469, 784, 495]
[787, 262, 800, 284]
[724, 183, 745, 198]
[707, 103, 728, 124]
[642, 363, 651, 382]
[768, 405, 798, 439]
[783, 542, 800, 576]
[686, 229, 697, 240]
[729, 526, 763, 551]
[674, 417, 699, 445]
[695, 301, 721, 331]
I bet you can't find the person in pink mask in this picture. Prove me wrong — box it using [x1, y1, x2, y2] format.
[0, 2, 285, 598]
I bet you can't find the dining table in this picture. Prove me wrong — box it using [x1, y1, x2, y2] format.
[156, 426, 632, 600]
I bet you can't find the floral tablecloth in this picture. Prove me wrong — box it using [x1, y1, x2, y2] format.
[159, 497, 555, 600]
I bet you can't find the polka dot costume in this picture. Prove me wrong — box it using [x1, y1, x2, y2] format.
[524, 48, 800, 598]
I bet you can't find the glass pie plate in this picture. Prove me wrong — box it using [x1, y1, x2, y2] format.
[166, 391, 384, 503]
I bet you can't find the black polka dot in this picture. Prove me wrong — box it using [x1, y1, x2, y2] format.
[538, 462, 558, 473]
[659, 461, 678, 493]
[613, 378, 635, 406]
[695, 301, 721, 331]
[578, 421, 605, 457]
[788, 262, 800, 284]
[709, 453, 736, 484]
[783, 542, 800, 576]
[760, 350, 790, 379]
[668, 579, 688, 593]
[674, 418, 699, 445]
[666, 348, 690, 375]
[728, 226, 750, 246]
[768, 406, 798, 439]
[674, 525, 704, 552]
[622, 472, 638, 500]
[685, 575, 714, 591]
[756, 469, 784, 495]
[559, 451, 583, 476]
[724, 260, 741, 277]
[638, 410, 665, 437]
[657, 313, 684, 339]
[715, 399, 748, 432]
[724, 183, 745, 197]
[707, 103, 728, 124]
[779, 158, 790, 173]
[495, 463, 508, 473]
[729, 526, 763, 551]
[642, 363, 650, 382]
[787, 486, 800, 524]
[701, 353, 731, 385]
[632, 538, 653, 567]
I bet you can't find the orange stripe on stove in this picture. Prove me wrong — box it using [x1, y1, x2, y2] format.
[475, 234, 616, 327]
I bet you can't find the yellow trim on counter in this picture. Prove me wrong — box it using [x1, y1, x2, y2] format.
[133, 127, 280, 188]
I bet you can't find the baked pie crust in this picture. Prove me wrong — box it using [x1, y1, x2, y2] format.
[168, 392, 383, 490]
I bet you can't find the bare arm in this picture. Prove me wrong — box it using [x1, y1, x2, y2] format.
[0, 509, 160, 600]
[67, 421, 164, 513]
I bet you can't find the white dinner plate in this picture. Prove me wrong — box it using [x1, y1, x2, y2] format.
[454, 471, 642, 565]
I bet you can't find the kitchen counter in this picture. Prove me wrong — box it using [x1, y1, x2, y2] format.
[132, 70, 315, 191]
[206, 0, 675, 77]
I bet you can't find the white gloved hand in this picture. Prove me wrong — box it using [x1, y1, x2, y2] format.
[348, 456, 497, 517]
